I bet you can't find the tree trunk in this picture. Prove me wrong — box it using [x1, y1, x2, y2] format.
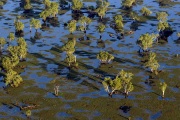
[162, 91, 164, 98]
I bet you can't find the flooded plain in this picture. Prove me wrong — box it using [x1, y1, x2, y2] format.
[0, 0, 180, 119]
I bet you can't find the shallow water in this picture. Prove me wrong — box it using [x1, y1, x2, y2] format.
[0, 0, 180, 119]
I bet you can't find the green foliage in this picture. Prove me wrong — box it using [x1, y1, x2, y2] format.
[103, 70, 134, 96]
[96, 0, 103, 8]
[40, 10, 50, 21]
[4, 69, 23, 87]
[97, 51, 114, 63]
[144, 52, 160, 75]
[130, 11, 140, 21]
[8, 46, 19, 56]
[26, 110, 32, 117]
[8, 32, 15, 41]
[113, 15, 124, 31]
[65, 54, 77, 66]
[126, 82, 134, 93]
[95, 7, 106, 19]
[102, 76, 122, 95]
[97, 24, 106, 34]
[30, 18, 41, 31]
[0, 1, 4, 6]
[61, 38, 76, 54]
[138, 33, 157, 51]
[43, 0, 51, 8]
[8, 37, 27, 60]
[50, 2, 59, 17]
[79, 16, 92, 31]
[17, 37, 27, 48]
[102, 77, 112, 92]
[157, 21, 169, 31]
[160, 82, 167, 97]
[41, 1, 59, 18]
[14, 19, 24, 32]
[140, 7, 152, 16]
[0, 37, 6, 49]
[72, 0, 83, 11]
[95, 1, 109, 19]
[116, 70, 134, 95]
[160, 82, 167, 92]
[24, 3, 32, 10]
[67, 20, 77, 34]
[2, 55, 19, 71]
[78, 25, 85, 32]
[114, 15, 123, 22]
[156, 12, 168, 22]
[17, 37, 27, 59]
[122, 0, 135, 8]
[117, 70, 133, 84]
[115, 21, 123, 31]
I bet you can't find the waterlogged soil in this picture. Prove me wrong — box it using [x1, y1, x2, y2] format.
[0, 0, 180, 119]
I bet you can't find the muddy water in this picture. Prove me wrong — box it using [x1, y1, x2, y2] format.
[0, 0, 180, 119]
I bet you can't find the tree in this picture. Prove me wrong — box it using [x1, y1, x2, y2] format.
[30, 18, 41, 32]
[140, 7, 152, 16]
[8, 32, 15, 41]
[157, 21, 169, 31]
[113, 15, 123, 22]
[126, 82, 134, 97]
[17, 37, 27, 48]
[79, 16, 92, 33]
[50, 2, 59, 17]
[116, 70, 134, 96]
[18, 47, 27, 60]
[8, 46, 19, 56]
[102, 77, 122, 97]
[0, 1, 4, 6]
[17, 37, 27, 60]
[67, 20, 77, 34]
[144, 52, 160, 75]
[40, 9, 50, 22]
[0, 37, 6, 51]
[113, 14, 124, 32]
[95, 7, 106, 20]
[0, 1, 4, 9]
[14, 19, 24, 32]
[24, 0, 32, 10]
[122, 0, 135, 9]
[97, 51, 114, 63]
[159, 82, 167, 98]
[72, 0, 83, 12]
[95, 1, 109, 20]
[138, 33, 157, 52]
[156, 12, 168, 22]
[65, 54, 77, 67]
[97, 24, 106, 39]
[43, 0, 51, 8]
[2, 55, 19, 71]
[26, 110, 32, 118]
[61, 38, 76, 54]
[4, 69, 23, 87]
